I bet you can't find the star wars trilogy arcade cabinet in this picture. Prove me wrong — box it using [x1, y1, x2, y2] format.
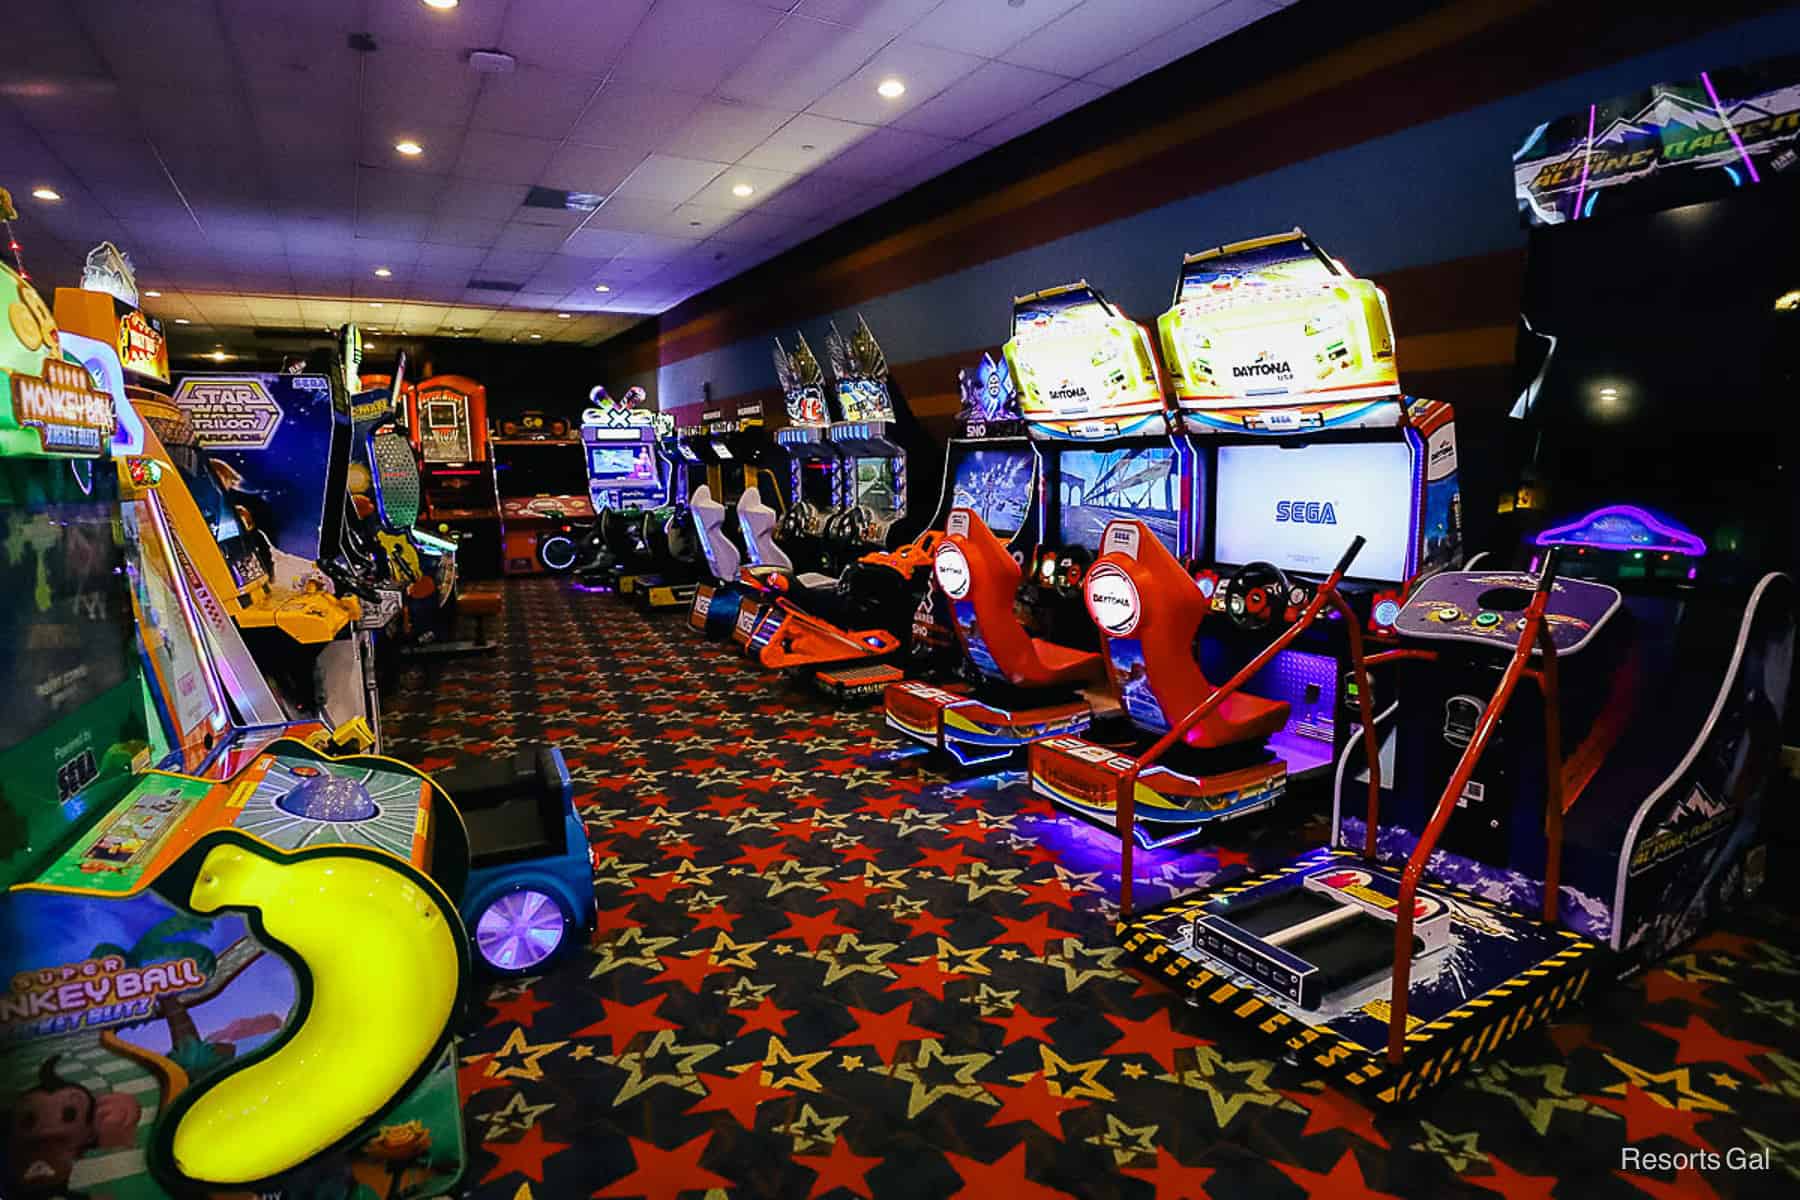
[1116, 64, 1799, 1108]
[410, 374, 501, 578]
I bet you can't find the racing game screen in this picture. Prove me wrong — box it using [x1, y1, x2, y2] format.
[1213, 442, 1413, 580]
[854, 457, 895, 511]
[950, 448, 1033, 537]
[1057, 446, 1180, 553]
[496, 442, 590, 499]
[801, 460, 837, 509]
[588, 445, 657, 484]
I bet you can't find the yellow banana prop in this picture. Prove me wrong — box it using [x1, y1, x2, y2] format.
[170, 842, 462, 1185]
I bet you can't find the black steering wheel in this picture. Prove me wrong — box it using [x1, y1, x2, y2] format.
[779, 500, 819, 544]
[1223, 560, 1292, 631]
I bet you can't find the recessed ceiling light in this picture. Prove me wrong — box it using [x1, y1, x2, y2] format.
[1598, 387, 1619, 399]
[370, 302, 384, 308]
[421, 0, 458, 9]
[731, 183, 754, 198]
[30, 187, 61, 201]
[594, 284, 611, 293]
[174, 318, 191, 325]
[529, 332, 543, 339]
[394, 139, 424, 156]
[876, 78, 906, 99]
[143, 289, 162, 298]
[210, 349, 229, 362]
[557, 312, 571, 319]
[374, 267, 392, 277]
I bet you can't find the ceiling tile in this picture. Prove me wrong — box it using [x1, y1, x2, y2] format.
[355, 211, 432, 242]
[794, 0, 942, 34]
[581, 196, 679, 235]
[366, 0, 508, 51]
[479, 249, 552, 277]
[712, 208, 805, 245]
[753, 171, 864, 218]
[907, 0, 1084, 58]
[686, 165, 800, 210]
[893, 60, 1066, 141]
[663, 100, 795, 164]
[357, 166, 448, 214]
[568, 84, 707, 152]
[492, 222, 571, 253]
[1003, 0, 1221, 78]
[667, 204, 742, 239]
[436, 179, 529, 220]
[740, 113, 874, 173]
[539, 143, 647, 195]
[1087, 0, 1281, 87]
[5, 80, 137, 137]
[417, 243, 487, 269]
[454, 131, 561, 184]
[716, 17, 889, 111]
[87, 0, 233, 85]
[424, 215, 507, 247]
[970, 78, 1108, 146]
[613, 233, 703, 262]
[364, 47, 483, 129]
[806, 40, 987, 126]
[813, 126, 953, 181]
[495, 0, 654, 73]
[608, 0, 785, 94]
[469, 66, 602, 138]
[612, 155, 728, 204]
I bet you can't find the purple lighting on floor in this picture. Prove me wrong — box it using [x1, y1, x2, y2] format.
[1701, 70, 1761, 184]
[1534, 504, 1707, 556]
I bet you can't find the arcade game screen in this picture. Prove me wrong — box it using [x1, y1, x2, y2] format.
[496, 442, 589, 498]
[951, 448, 1033, 537]
[1057, 446, 1180, 553]
[854, 457, 894, 511]
[1213, 442, 1413, 580]
[801, 460, 837, 509]
[589, 445, 657, 484]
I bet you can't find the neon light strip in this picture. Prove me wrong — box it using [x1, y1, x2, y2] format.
[1700, 70, 1760, 184]
[1573, 103, 1597, 220]
[1403, 424, 1424, 581]
[1533, 503, 1707, 556]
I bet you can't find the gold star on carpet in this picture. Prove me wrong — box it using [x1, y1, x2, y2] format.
[1753, 942, 1800, 976]
[592, 858, 649, 889]
[1121, 1062, 1148, 1080]
[814, 934, 898, 985]
[685, 889, 728, 913]
[488, 1028, 567, 1083]
[587, 807, 626, 829]
[477, 1091, 555, 1141]
[1598, 1055, 1732, 1115]
[1759, 1053, 1800, 1101]
[1409, 1121, 1484, 1172]
[601, 1028, 719, 1105]
[1473, 1061, 1603, 1134]
[1712, 1072, 1742, 1091]
[999, 949, 1021, 961]
[888, 895, 928, 920]
[723, 977, 777, 1008]
[1745, 1130, 1800, 1181]
[963, 862, 1025, 901]
[703, 931, 764, 969]
[891, 811, 949, 837]
[839, 1054, 865, 1071]
[508, 1184, 534, 1200]
[1085, 1113, 1158, 1166]
[862, 863, 910, 891]
[824, 830, 863, 851]
[772, 943, 796, 955]
[1743, 994, 1800, 1026]
[590, 928, 679, 978]
[837, 767, 891, 789]
[1155, 1046, 1295, 1128]
[761, 1036, 833, 1093]
[765, 860, 832, 898]
[1053, 865, 1105, 893]
[888, 1039, 998, 1119]
[1018, 1046, 1114, 1102]
[724, 811, 780, 837]
[934, 938, 992, 978]
[774, 1103, 847, 1154]
[672, 860, 723, 888]
[570, 1044, 595, 1060]
[1044, 939, 1131, 993]
[1660, 951, 1732, 983]
[970, 983, 1020, 1017]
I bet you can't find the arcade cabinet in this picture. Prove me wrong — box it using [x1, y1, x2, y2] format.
[823, 315, 914, 554]
[573, 386, 688, 604]
[1116, 61, 1798, 1106]
[410, 374, 501, 578]
[771, 331, 844, 573]
[491, 410, 593, 575]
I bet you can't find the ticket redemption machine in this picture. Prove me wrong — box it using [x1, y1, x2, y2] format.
[0, 259, 471, 1200]
[410, 374, 500, 578]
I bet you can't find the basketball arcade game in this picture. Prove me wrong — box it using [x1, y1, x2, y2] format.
[409, 374, 500, 578]
[1116, 67, 1798, 1104]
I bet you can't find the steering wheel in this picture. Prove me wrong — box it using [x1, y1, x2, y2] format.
[1222, 560, 1292, 631]
[779, 500, 818, 544]
[839, 505, 872, 546]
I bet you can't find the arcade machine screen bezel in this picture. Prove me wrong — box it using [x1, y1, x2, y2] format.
[495, 440, 592, 500]
[1054, 445, 1183, 555]
[799, 458, 838, 509]
[1212, 440, 1416, 584]
[949, 447, 1034, 539]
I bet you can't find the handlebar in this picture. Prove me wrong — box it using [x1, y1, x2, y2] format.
[1333, 535, 1367, 577]
[1536, 545, 1562, 594]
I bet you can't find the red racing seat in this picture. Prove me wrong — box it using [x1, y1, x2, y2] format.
[937, 508, 1102, 689]
[1084, 519, 1288, 747]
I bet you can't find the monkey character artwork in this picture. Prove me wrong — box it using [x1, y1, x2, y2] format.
[6, 1054, 142, 1200]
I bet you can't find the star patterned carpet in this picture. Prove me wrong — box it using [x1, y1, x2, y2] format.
[380, 578, 1800, 1200]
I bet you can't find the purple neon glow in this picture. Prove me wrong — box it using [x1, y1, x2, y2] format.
[1700, 71, 1761, 184]
[1573, 103, 1598, 220]
[475, 889, 567, 971]
[1534, 504, 1707, 556]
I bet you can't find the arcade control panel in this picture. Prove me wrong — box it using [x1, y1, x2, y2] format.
[1392, 571, 1620, 654]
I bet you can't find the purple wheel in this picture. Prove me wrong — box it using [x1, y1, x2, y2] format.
[474, 887, 568, 973]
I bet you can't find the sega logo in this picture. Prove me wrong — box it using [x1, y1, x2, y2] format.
[1275, 500, 1338, 525]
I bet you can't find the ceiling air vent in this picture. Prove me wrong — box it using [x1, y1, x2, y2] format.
[467, 279, 523, 292]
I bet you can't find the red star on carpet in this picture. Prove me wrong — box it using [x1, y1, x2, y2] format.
[628, 872, 693, 902]
[1547, 1022, 1593, 1056]
[857, 793, 912, 818]
[733, 997, 797, 1038]
[596, 1130, 734, 1200]
[942, 819, 991, 843]
[944, 1143, 1076, 1200]
[1613, 1169, 1719, 1200]
[983, 1072, 1088, 1139]
[818, 755, 859, 773]
[1013, 843, 1062, 867]
[1208, 846, 1253, 869]
[457, 1051, 511, 1100]
[983, 1002, 1057, 1047]
[1691, 930, 1755, 958]
[946, 792, 990, 811]
[771, 907, 857, 952]
[486, 990, 554, 1029]
[689, 903, 741, 933]
[794, 1136, 882, 1200]
[831, 1000, 939, 1065]
[604, 814, 659, 838]
[913, 842, 981, 878]
[991, 911, 1080, 958]
[886, 956, 959, 1000]
[587, 837, 619, 862]
[1645, 1013, 1774, 1080]
[703, 792, 757, 818]
[1465, 1153, 1557, 1200]
[730, 840, 795, 873]
[897, 908, 954, 941]
[821, 874, 886, 907]
[1019, 876, 1081, 911]
[681, 756, 722, 772]
[1120, 1147, 1214, 1199]
[1271, 1150, 1400, 1200]
[480, 1123, 570, 1185]
[650, 952, 731, 993]
[790, 792, 831, 810]
[1587, 1085, 1715, 1151]
[774, 816, 824, 842]
[1640, 969, 1716, 1009]
[1279, 1086, 1388, 1149]
[833, 842, 883, 865]
[572, 994, 680, 1055]
[685, 1068, 793, 1129]
[886, 777, 933, 794]
[1016, 795, 1058, 818]
[658, 836, 702, 861]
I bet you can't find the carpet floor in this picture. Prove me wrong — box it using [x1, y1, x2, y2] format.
[380, 578, 1800, 1200]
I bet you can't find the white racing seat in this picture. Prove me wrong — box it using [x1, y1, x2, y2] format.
[689, 485, 741, 584]
[738, 485, 837, 589]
